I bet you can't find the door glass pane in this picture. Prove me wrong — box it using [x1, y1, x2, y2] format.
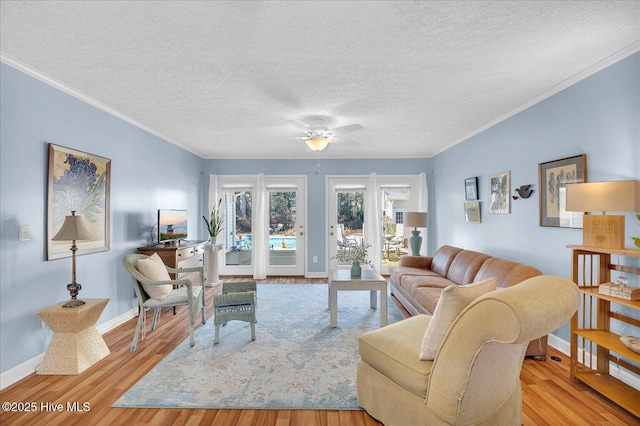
[269, 191, 296, 266]
[381, 187, 410, 266]
[336, 191, 365, 266]
[224, 190, 252, 266]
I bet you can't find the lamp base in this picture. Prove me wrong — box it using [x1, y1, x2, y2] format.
[582, 215, 625, 249]
[62, 299, 86, 308]
[409, 230, 422, 256]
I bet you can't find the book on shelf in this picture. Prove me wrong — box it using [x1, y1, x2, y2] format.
[598, 282, 640, 300]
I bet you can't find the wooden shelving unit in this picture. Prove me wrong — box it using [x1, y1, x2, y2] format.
[568, 245, 640, 418]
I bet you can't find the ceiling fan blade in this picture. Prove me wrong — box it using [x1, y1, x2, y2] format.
[287, 120, 312, 133]
[328, 123, 363, 136]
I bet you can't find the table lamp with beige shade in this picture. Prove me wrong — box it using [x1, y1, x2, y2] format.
[566, 180, 640, 249]
[51, 210, 93, 307]
[405, 212, 428, 256]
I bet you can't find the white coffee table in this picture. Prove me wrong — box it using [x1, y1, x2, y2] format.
[329, 268, 388, 328]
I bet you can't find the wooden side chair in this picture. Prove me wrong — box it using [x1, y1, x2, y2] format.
[122, 253, 206, 351]
[214, 281, 257, 344]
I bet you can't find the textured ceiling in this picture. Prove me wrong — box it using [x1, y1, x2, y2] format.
[1, 1, 639, 159]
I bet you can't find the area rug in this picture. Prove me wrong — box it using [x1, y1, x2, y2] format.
[113, 283, 405, 410]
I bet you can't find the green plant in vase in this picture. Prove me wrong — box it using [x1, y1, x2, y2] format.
[331, 239, 373, 278]
[203, 198, 224, 243]
[632, 214, 640, 249]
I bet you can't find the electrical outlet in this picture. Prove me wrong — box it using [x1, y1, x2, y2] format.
[19, 225, 31, 241]
[313, 256, 318, 263]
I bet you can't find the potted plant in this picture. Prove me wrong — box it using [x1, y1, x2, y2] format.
[203, 198, 224, 244]
[331, 239, 373, 278]
[202, 199, 224, 285]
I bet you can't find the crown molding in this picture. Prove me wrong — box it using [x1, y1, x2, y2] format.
[0, 53, 201, 157]
[431, 40, 640, 158]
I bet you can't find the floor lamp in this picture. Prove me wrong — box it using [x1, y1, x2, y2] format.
[52, 211, 93, 308]
[405, 212, 428, 256]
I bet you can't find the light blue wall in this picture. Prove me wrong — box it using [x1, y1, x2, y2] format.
[430, 52, 639, 341]
[1, 51, 638, 378]
[206, 159, 432, 272]
[0, 63, 206, 374]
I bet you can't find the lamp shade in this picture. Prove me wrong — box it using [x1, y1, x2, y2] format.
[305, 137, 330, 152]
[566, 180, 640, 213]
[52, 211, 93, 241]
[405, 212, 428, 228]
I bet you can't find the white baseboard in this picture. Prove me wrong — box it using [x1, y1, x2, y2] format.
[306, 272, 328, 279]
[0, 308, 137, 390]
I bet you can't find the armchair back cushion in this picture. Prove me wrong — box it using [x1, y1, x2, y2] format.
[135, 252, 172, 300]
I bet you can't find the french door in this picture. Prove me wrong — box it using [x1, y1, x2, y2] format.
[327, 175, 424, 275]
[216, 175, 306, 277]
[265, 176, 306, 276]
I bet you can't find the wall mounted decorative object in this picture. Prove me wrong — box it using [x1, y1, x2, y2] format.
[514, 184, 534, 199]
[538, 154, 586, 228]
[464, 201, 481, 223]
[47, 143, 111, 260]
[464, 177, 478, 200]
[488, 171, 510, 214]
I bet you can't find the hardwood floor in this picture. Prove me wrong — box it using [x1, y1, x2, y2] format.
[1, 277, 638, 425]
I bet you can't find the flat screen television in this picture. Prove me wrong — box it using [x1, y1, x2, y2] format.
[158, 209, 188, 243]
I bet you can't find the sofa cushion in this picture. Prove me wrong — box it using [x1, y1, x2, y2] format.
[413, 287, 446, 314]
[430, 245, 463, 277]
[359, 315, 433, 398]
[390, 266, 439, 287]
[446, 250, 491, 285]
[403, 275, 456, 296]
[135, 253, 172, 300]
[419, 277, 497, 360]
[474, 258, 541, 288]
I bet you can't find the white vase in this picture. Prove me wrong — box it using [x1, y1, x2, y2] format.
[204, 241, 223, 286]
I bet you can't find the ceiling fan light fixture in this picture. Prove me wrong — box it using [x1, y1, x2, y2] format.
[306, 137, 330, 151]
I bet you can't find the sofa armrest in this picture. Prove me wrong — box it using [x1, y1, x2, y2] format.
[400, 255, 432, 269]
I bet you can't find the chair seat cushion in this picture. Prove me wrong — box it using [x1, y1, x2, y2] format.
[144, 286, 203, 308]
[135, 253, 172, 300]
[358, 315, 433, 399]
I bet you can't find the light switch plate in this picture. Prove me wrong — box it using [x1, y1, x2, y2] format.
[19, 225, 31, 241]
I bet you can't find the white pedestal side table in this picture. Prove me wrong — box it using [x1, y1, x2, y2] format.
[37, 298, 110, 375]
[329, 269, 388, 328]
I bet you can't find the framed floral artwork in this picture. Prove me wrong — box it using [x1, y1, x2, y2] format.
[47, 143, 111, 260]
[488, 170, 510, 214]
[538, 154, 586, 228]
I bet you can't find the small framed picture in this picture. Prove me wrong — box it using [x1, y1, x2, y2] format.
[464, 177, 478, 200]
[488, 170, 510, 214]
[464, 201, 481, 223]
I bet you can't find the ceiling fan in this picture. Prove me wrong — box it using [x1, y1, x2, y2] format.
[285, 118, 363, 151]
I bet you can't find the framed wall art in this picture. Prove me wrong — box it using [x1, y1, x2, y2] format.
[464, 201, 481, 223]
[538, 154, 586, 228]
[464, 177, 478, 200]
[488, 170, 510, 214]
[47, 143, 111, 260]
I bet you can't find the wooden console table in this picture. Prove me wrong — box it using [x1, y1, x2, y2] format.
[138, 240, 205, 284]
[37, 298, 110, 375]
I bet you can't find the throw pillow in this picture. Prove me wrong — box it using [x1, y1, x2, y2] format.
[135, 252, 172, 300]
[419, 277, 497, 360]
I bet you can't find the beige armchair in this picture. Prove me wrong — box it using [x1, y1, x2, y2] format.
[357, 275, 580, 425]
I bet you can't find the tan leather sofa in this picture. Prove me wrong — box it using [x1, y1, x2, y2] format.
[357, 275, 580, 426]
[390, 245, 547, 359]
